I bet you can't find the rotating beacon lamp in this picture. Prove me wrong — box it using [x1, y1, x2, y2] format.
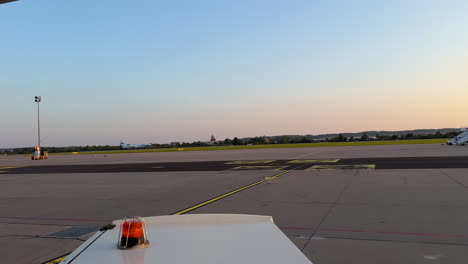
[117, 216, 150, 249]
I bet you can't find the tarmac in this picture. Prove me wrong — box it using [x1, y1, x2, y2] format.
[1, 143, 468, 263]
[1, 143, 467, 167]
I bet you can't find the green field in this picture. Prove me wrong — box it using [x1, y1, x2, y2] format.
[52, 139, 448, 155]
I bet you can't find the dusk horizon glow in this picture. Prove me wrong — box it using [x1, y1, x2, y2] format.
[1, 0, 468, 148]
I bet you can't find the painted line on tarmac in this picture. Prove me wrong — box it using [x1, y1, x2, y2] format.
[0, 166, 19, 173]
[264, 168, 297, 180]
[288, 159, 340, 163]
[291, 153, 316, 159]
[41, 253, 70, 264]
[0, 166, 18, 173]
[231, 165, 288, 170]
[308, 164, 375, 170]
[172, 180, 266, 215]
[171, 168, 298, 215]
[225, 160, 276, 164]
[281, 226, 468, 238]
[319, 228, 468, 238]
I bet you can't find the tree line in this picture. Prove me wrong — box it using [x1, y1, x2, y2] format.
[1, 131, 458, 154]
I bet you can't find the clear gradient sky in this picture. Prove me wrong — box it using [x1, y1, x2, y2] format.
[1, 0, 468, 147]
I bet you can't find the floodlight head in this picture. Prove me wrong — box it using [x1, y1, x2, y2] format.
[35, 96, 42, 102]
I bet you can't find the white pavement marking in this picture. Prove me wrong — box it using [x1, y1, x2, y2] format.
[292, 153, 317, 159]
[232, 166, 288, 171]
[225, 160, 276, 164]
[288, 159, 340, 163]
[424, 254, 443, 260]
[307, 164, 375, 170]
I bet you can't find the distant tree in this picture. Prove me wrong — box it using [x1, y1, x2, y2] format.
[360, 133, 369, 141]
[223, 138, 232, 145]
[298, 137, 312, 143]
[328, 134, 347, 142]
[445, 131, 458, 138]
[188, 141, 209, 147]
[379, 135, 391, 140]
[278, 136, 292, 144]
[248, 137, 267, 145]
[338, 134, 346, 142]
[232, 137, 243, 145]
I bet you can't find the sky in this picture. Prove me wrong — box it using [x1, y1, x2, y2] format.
[1, 0, 468, 147]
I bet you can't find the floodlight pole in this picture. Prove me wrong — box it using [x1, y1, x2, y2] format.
[35, 96, 42, 148]
[37, 100, 40, 147]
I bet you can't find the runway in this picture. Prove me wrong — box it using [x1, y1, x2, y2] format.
[1, 144, 468, 264]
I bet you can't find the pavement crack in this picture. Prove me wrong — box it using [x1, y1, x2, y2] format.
[440, 169, 468, 190]
[301, 170, 359, 251]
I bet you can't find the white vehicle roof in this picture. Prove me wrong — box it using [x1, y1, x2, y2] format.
[61, 214, 312, 264]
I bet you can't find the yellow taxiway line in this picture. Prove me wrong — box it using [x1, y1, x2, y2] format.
[172, 168, 298, 215]
[41, 254, 68, 264]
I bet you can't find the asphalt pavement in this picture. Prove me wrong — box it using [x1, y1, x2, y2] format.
[2, 156, 468, 174]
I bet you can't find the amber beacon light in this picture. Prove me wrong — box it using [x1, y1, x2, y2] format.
[117, 217, 149, 249]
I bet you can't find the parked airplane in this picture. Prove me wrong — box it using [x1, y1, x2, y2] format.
[120, 141, 151, 149]
[447, 128, 468, 146]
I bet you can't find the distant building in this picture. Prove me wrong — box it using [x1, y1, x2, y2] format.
[207, 135, 217, 145]
[0, 148, 14, 154]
